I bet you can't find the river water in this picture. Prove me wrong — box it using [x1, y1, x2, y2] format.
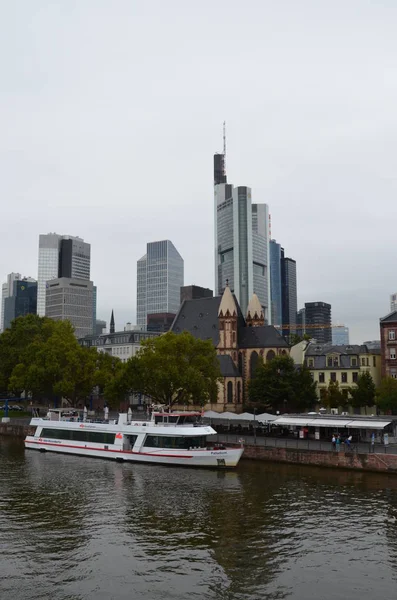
[1, 439, 397, 600]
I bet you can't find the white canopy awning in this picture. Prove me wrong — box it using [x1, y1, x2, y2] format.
[307, 419, 352, 427]
[256, 413, 278, 423]
[346, 420, 391, 429]
[272, 416, 314, 426]
[202, 410, 222, 419]
[272, 416, 392, 429]
[234, 412, 255, 421]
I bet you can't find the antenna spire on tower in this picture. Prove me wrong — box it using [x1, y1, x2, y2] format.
[223, 121, 226, 177]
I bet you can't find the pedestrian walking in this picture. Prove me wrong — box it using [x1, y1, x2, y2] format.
[345, 435, 352, 451]
[332, 435, 336, 450]
[336, 435, 341, 452]
[371, 432, 375, 452]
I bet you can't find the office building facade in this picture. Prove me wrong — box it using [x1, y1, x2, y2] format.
[305, 302, 332, 344]
[136, 240, 184, 329]
[1, 272, 21, 332]
[281, 250, 297, 339]
[391, 293, 397, 312]
[296, 307, 306, 338]
[45, 278, 94, 338]
[332, 325, 350, 346]
[214, 150, 270, 319]
[37, 233, 91, 316]
[269, 240, 282, 327]
[3, 278, 37, 330]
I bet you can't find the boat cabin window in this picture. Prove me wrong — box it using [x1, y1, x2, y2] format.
[154, 414, 200, 425]
[41, 428, 116, 445]
[154, 415, 179, 424]
[144, 435, 207, 449]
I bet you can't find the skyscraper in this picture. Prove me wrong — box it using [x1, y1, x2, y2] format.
[332, 325, 350, 345]
[281, 249, 297, 339]
[4, 278, 37, 330]
[269, 240, 282, 326]
[37, 233, 90, 316]
[391, 293, 397, 312]
[45, 278, 93, 338]
[296, 307, 306, 338]
[136, 240, 184, 329]
[214, 145, 270, 318]
[305, 302, 332, 344]
[1, 272, 21, 332]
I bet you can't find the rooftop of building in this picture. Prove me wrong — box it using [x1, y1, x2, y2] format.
[171, 293, 288, 349]
[380, 311, 397, 323]
[305, 342, 379, 356]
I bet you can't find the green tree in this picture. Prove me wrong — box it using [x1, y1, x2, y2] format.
[247, 354, 317, 413]
[376, 377, 397, 414]
[322, 380, 348, 410]
[289, 333, 311, 346]
[0, 314, 56, 394]
[111, 331, 222, 408]
[349, 371, 376, 413]
[8, 320, 96, 405]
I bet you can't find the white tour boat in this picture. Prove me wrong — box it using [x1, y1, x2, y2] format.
[24, 409, 244, 468]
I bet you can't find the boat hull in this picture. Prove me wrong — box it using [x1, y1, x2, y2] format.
[24, 437, 243, 468]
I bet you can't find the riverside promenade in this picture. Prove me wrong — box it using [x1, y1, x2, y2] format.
[3, 419, 397, 475]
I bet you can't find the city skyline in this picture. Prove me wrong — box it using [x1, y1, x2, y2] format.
[1, 1, 397, 342]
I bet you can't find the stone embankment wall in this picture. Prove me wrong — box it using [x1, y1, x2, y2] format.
[240, 444, 397, 473]
[0, 423, 33, 437]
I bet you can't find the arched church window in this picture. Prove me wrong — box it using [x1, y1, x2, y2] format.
[227, 381, 233, 404]
[250, 351, 259, 379]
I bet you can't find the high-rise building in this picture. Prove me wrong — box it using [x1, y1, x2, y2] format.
[281, 249, 297, 339]
[214, 144, 270, 319]
[45, 278, 94, 338]
[391, 293, 397, 312]
[3, 278, 37, 330]
[37, 233, 90, 316]
[180, 285, 213, 304]
[332, 325, 350, 345]
[92, 285, 97, 335]
[305, 302, 332, 344]
[1, 272, 21, 332]
[269, 240, 282, 326]
[296, 307, 306, 338]
[136, 240, 184, 329]
[95, 319, 106, 335]
[147, 313, 176, 333]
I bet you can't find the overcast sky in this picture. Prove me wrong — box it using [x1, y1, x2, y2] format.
[1, 0, 396, 343]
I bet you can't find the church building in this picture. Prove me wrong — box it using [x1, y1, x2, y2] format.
[171, 284, 289, 412]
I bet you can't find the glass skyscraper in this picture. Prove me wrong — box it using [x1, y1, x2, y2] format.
[305, 302, 332, 344]
[4, 279, 37, 330]
[37, 233, 90, 316]
[1, 272, 21, 332]
[136, 240, 184, 329]
[214, 152, 270, 319]
[332, 325, 350, 345]
[269, 240, 282, 327]
[281, 251, 297, 339]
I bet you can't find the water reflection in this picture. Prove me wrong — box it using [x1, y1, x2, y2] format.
[2, 440, 397, 599]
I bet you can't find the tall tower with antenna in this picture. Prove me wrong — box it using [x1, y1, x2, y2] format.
[213, 123, 227, 185]
[213, 125, 271, 320]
